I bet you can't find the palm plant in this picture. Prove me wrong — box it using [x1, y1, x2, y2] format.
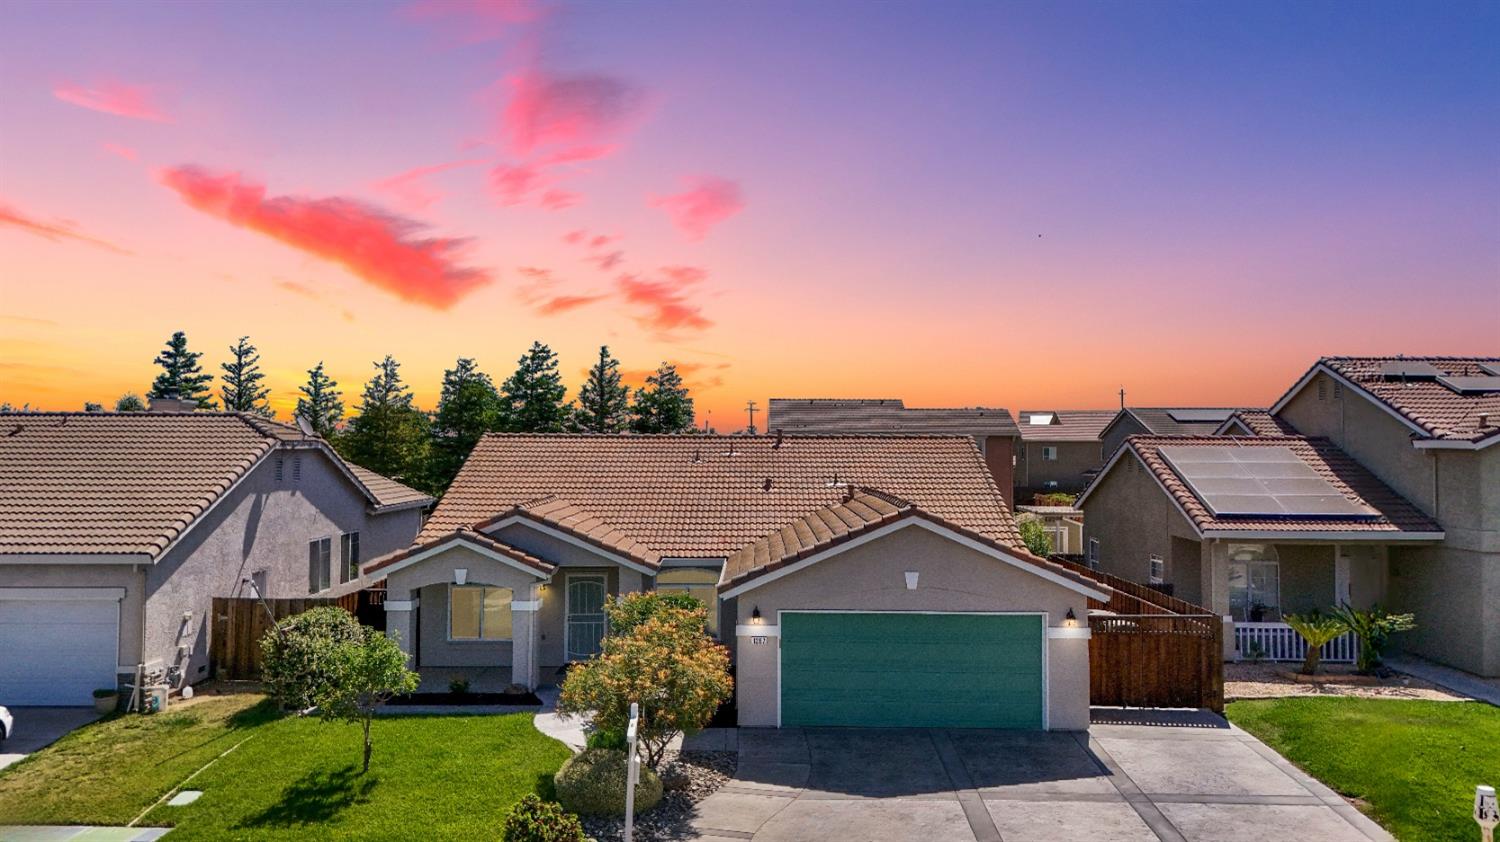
[1329, 603, 1417, 674]
[1282, 609, 1349, 675]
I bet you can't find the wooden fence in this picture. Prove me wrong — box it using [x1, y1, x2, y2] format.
[210, 590, 383, 681]
[1088, 613, 1224, 712]
[1050, 556, 1206, 616]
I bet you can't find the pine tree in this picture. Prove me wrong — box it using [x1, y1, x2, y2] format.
[147, 331, 214, 408]
[572, 346, 631, 433]
[630, 363, 695, 433]
[338, 355, 431, 486]
[220, 336, 273, 417]
[296, 362, 344, 437]
[499, 342, 570, 433]
[114, 393, 147, 412]
[430, 357, 502, 491]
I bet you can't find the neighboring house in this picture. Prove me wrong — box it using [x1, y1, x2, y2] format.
[364, 434, 1106, 730]
[1078, 434, 1443, 663]
[1098, 407, 1250, 462]
[1014, 410, 1115, 500]
[1015, 505, 1085, 555]
[1214, 409, 1298, 437]
[1265, 356, 1500, 676]
[765, 399, 1020, 505]
[0, 410, 430, 705]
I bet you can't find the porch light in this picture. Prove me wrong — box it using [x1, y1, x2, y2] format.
[1065, 608, 1078, 627]
[751, 606, 762, 624]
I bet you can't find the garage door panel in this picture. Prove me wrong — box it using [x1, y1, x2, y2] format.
[780, 612, 1044, 729]
[0, 597, 120, 706]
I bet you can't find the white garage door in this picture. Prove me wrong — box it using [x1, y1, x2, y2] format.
[0, 590, 121, 706]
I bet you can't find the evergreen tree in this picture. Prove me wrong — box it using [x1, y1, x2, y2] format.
[338, 355, 430, 486]
[295, 362, 344, 437]
[114, 393, 147, 412]
[429, 357, 502, 491]
[147, 331, 214, 408]
[499, 341, 570, 433]
[630, 363, 695, 433]
[83, 401, 104, 412]
[572, 345, 631, 433]
[220, 336, 273, 416]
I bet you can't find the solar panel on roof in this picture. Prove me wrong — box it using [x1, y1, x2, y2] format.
[1379, 360, 1443, 380]
[1166, 409, 1236, 423]
[1157, 445, 1379, 519]
[1481, 362, 1500, 377]
[1436, 375, 1500, 395]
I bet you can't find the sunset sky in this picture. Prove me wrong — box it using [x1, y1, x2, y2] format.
[2, 1, 1496, 428]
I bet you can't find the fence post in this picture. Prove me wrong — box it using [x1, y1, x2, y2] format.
[624, 701, 640, 842]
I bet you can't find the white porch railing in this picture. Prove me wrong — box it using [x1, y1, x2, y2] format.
[1234, 622, 1358, 663]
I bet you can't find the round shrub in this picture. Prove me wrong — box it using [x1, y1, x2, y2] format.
[553, 748, 663, 816]
[502, 794, 585, 842]
[259, 606, 366, 710]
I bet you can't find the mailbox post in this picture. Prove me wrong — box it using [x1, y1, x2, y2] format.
[1477, 785, 1497, 842]
[624, 702, 640, 842]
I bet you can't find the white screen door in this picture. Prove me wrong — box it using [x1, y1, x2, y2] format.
[565, 575, 607, 661]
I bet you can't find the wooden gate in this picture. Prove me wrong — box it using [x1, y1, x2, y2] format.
[211, 594, 362, 680]
[1088, 613, 1224, 712]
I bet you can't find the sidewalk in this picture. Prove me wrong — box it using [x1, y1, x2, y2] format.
[1386, 654, 1500, 706]
[0, 828, 169, 841]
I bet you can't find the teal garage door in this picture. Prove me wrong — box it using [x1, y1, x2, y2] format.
[780, 612, 1044, 729]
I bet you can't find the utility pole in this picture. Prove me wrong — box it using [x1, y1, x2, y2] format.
[745, 400, 758, 435]
[1118, 387, 1126, 409]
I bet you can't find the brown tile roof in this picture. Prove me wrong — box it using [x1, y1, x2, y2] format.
[1016, 410, 1116, 442]
[1293, 357, 1500, 444]
[767, 399, 1019, 437]
[0, 411, 430, 559]
[1216, 410, 1298, 437]
[720, 488, 1105, 594]
[421, 434, 1021, 557]
[474, 496, 662, 568]
[1123, 435, 1441, 536]
[1112, 407, 1252, 437]
[363, 528, 553, 576]
[344, 463, 433, 510]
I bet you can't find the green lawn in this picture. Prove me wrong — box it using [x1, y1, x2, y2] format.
[0, 694, 571, 840]
[1227, 697, 1500, 842]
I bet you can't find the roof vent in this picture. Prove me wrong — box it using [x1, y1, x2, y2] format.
[772, 428, 784, 449]
[148, 395, 199, 413]
[691, 447, 702, 463]
[762, 477, 773, 492]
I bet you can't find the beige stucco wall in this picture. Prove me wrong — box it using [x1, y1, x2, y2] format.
[1278, 371, 1500, 675]
[730, 524, 1093, 731]
[1099, 414, 1149, 465]
[1081, 450, 1202, 589]
[1017, 439, 1104, 498]
[0, 563, 146, 677]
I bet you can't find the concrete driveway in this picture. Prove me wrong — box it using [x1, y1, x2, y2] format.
[683, 712, 1392, 842]
[0, 708, 102, 773]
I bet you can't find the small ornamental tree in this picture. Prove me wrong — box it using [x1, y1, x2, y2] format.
[1282, 609, 1349, 675]
[558, 593, 732, 769]
[316, 625, 419, 773]
[1017, 518, 1052, 557]
[260, 606, 366, 711]
[1330, 603, 1416, 674]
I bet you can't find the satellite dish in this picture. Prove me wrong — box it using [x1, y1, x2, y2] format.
[295, 414, 316, 437]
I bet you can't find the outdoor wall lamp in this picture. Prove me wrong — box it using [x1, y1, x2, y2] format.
[751, 606, 763, 624]
[1064, 607, 1078, 627]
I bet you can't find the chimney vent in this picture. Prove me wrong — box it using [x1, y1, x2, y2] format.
[149, 395, 198, 413]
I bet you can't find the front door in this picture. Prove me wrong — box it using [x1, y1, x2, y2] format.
[565, 575, 607, 661]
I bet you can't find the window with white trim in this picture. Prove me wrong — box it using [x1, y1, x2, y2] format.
[1227, 543, 1281, 622]
[655, 568, 720, 633]
[449, 585, 513, 641]
[1087, 538, 1100, 570]
[1149, 554, 1165, 584]
[1041, 445, 1059, 461]
[340, 531, 360, 584]
[308, 537, 331, 593]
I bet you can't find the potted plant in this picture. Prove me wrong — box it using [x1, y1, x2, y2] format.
[1248, 602, 1268, 622]
[92, 687, 119, 714]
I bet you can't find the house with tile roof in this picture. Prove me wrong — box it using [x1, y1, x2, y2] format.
[1080, 355, 1500, 677]
[0, 410, 430, 705]
[363, 433, 1108, 730]
[1014, 410, 1115, 500]
[764, 399, 1020, 505]
[1098, 407, 1252, 462]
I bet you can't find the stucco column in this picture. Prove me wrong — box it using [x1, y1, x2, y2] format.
[734, 612, 779, 728]
[384, 591, 418, 666]
[1045, 625, 1092, 731]
[511, 582, 542, 690]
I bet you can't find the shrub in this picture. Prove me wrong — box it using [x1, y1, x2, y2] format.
[449, 676, 470, 695]
[1330, 603, 1416, 674]
[1282, 609, 1349, 675]
[1017, 518, 1052, 557]
[1033, 492, 1076, 507]
[259, 607, 365, 710]
[559, 593, 733, 768]
[585, 728, 627, 751]
[553, 749, 663, 816]
[501, 794, 586, 842]
[603, 590, 704, 637]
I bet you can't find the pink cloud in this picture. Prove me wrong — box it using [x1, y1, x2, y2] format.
[537, 293, 608, 314]
[0, 201, 132, 254]
[400, 0, 543, 43]
[500, 69, 643, 158]
[101, 142, 138, 161]
[53, 81, 171, 123]
[616, 266, 712, 336]
[372, 159, 484, 211]
[539, 188, 581, 210]
[650, 176, 745, 241]
[563, 229, 587, 245]
[490, 162, 546, 205]
[513, 265, 606, 315]
[588, 250, 624, 271]
[158, 166, 492, 309]
[275, 279, 320, 299]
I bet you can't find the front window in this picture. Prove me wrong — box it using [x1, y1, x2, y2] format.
[449, 585, 513, 641]
[655, 568, 721, 634]
[308, 538, 331, 593]
[1228, 544, 1281, 621]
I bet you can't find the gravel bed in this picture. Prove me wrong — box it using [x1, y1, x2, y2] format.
[581, 750, 737, 842]
[1226, 662, 1466, 701]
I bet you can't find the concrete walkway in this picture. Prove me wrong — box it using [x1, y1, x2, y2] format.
[683, 714, 1392, 842]
[0, 828, 168, 841]
[1387, 654, 1500, 706]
